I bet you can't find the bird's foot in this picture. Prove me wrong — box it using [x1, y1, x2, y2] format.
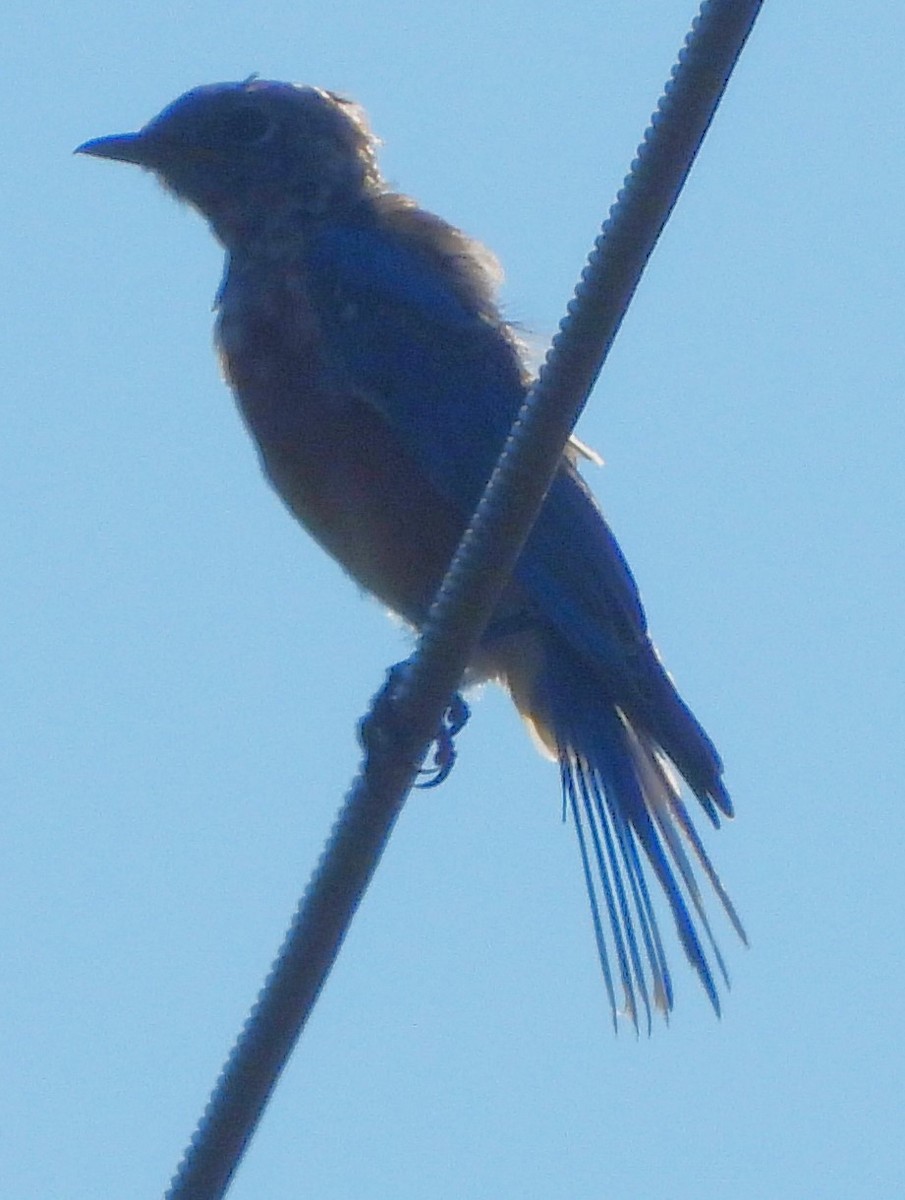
[416, 692, 470, 788]
[359, 660, 470, 789]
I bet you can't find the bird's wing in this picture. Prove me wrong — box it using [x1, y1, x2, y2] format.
[304, 221, 526, 506]
[304, 220, 648, 659]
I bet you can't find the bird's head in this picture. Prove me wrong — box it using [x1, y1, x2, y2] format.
[77, 79, 382, 245]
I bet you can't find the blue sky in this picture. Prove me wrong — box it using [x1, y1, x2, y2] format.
[5, 3, 904, 1198]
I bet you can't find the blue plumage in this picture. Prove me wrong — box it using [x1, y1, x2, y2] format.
[78, 79, 745, 1027]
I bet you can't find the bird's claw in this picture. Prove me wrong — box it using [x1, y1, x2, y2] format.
[416, 693, 470, 788]
[359, 661, 470, 788]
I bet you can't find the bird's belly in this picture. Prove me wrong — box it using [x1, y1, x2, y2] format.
[257, 396, 467, 624]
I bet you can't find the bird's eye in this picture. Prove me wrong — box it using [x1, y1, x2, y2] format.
[217, 106, 272, 145]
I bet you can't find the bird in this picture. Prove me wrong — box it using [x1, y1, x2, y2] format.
[77, 79, 745, 1031]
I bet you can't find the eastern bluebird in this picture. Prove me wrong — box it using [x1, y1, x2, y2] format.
[78, 80, 745, 1029]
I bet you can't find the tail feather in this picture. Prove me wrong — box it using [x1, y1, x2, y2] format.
[660, 786, 748, 945]
[533, 647, 744, 1029]
[632, 663, 735, 826]
[565, 758, 666, 1032]
[564, 765, 632, 1032]
[622, 720, 734, 986]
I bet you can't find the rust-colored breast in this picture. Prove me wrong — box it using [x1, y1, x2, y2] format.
[216, 260, 466, 624]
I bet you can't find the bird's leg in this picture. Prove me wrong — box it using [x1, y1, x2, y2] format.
[358, 660, 470, 789]
[417, 691, 470, 788]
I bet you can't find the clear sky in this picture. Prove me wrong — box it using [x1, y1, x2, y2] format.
[5, 3, 904, 1198]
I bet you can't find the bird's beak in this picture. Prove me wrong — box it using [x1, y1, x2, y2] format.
[75, 132, 149, 165]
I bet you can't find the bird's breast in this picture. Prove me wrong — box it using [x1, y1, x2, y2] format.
[215, 260, 466, 623]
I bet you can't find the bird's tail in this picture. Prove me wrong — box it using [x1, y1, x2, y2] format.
[517, 639, 747, 1032]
